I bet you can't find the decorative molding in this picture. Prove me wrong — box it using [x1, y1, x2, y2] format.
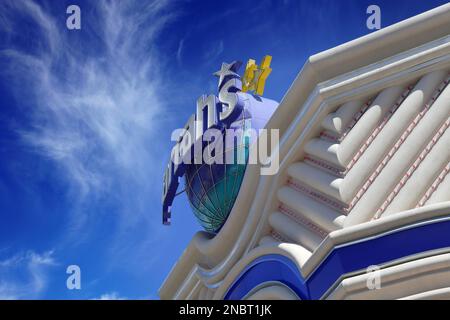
[347, 75, 450, 213]
[376, 118, 450, 218]
[417, 162, 450, 208]
[344, 85, 414, 172]
[279, 204, 328, 239]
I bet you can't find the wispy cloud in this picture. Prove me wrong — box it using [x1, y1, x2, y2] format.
[176, 38, 185, 65]
[0, 0, 176, 233]
[203, 39, 224, 62]
[0, 1, 181, 296]
[0, 250, 56, 300]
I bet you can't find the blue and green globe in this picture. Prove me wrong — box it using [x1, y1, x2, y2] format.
[185, 95, 278, 234]
[185, 118, 251, 233]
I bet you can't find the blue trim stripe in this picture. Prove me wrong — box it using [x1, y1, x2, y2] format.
[224, 216, 450, 300]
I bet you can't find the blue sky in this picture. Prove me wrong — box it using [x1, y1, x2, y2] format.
[0, 0, 447, 300]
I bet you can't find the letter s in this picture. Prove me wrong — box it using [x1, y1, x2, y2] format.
[218, 78, 244, 124]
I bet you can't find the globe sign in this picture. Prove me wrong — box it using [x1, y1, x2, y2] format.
[185, 109, 250, 233]
[162, 60, 278, 234]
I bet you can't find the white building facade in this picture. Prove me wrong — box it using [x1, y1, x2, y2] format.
[160, 4, 450, 300]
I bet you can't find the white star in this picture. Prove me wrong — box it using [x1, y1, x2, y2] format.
[213, 61, 242, 87]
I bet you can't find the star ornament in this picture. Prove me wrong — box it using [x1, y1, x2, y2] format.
[213, 61, 242, 88]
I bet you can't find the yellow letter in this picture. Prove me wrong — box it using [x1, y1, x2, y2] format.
[241, 55, 272, 96]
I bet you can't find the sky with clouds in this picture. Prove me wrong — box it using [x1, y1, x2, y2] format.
[0, 0, 447, 299]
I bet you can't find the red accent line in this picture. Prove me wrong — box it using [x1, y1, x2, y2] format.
[348, 76, 450, 214]
[345, 85, 415, 172]
[375, 119, 450, 219]
[320, 131, 339, 142]
[270, 229, 288, 243]
[417, 162, 450, 208]
[287, 178, 348, 213]
[279, 204, 328, 239]
[340, 99, 374, 140]
[304, 155, 344, 177]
